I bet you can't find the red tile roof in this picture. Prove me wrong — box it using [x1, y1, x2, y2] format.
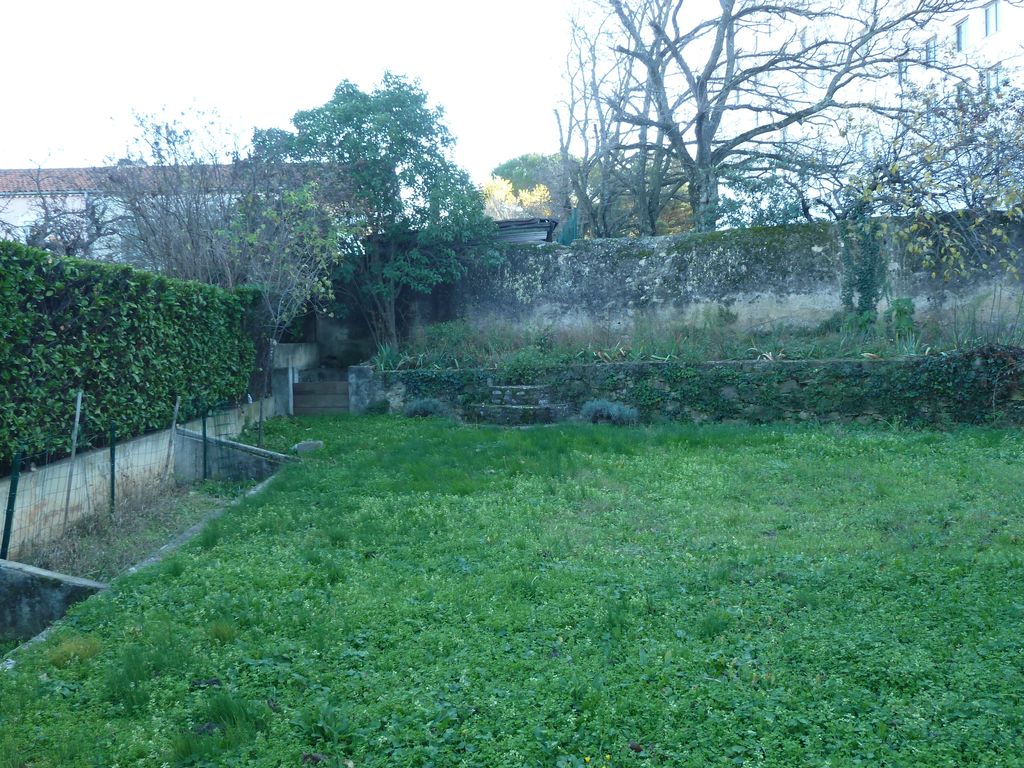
[0, 163, 355, 206]
[0, 165, 242, 195]
[0, 168, 111, 195]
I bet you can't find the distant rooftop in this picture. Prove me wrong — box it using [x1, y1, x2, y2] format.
[495, 218, 559, 243]
[0, 164, 244, 197]
[0, 168, 110, 195]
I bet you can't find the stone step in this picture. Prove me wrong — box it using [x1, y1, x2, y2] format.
[294, 393, 348, 408]
[296, 367, 348, 383]
[294, 404, 350, 416]
[469, 403, 569, 426]
[488, 384, 554, 407]
[294, 381, 349, 395]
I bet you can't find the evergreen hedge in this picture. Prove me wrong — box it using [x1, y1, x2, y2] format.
[0, 241, 253, 465]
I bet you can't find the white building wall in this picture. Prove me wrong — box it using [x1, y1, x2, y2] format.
[0, 196, 48, 231]
[923, 0, 1024, 81]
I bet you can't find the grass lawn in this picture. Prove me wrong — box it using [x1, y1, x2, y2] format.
[2, 417, 1023, 767]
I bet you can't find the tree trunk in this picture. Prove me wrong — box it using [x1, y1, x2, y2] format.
[689, 168, 720, 233]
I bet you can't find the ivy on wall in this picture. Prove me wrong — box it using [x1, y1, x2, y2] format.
[372, 345, 1024, 427]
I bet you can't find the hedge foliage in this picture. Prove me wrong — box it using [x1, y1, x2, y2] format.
[0, 241, 253, 464]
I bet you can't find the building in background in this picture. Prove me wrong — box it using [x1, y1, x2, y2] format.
[0, 168, 111, 254]
[921, 0, 1023, 88]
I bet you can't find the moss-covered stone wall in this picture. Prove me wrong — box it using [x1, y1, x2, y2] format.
[353, 345, 1024, 427]
[436, 221, 1023, 332]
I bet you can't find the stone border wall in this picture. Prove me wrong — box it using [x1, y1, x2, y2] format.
[435, 222, 1024, 332]
[349, 346, 1024, 427]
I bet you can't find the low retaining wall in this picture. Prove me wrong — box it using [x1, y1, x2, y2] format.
[0, 560, 105, 642]
[0, 399, 274, 560]
[349, 346, 1024, 426]
[174, 429, 294, 483]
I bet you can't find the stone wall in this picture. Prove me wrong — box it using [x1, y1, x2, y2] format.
[348, 346, 1024, 427]
[438, 222, 1024, 333]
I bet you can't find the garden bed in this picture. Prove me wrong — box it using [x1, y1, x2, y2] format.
[21, 481, 254, 583]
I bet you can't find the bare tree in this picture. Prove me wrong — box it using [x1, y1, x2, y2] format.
[557, 8, 689, 237]
[0, 168, 114, 257]
[581, 0, 995, 231]
[104, 117, 355, 392]
[557, 13, 629, 237]
[854, 78, 1024, 278]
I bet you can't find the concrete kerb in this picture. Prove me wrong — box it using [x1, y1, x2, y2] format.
[0, 560, 108, 654]
[2, 449, 292, 669]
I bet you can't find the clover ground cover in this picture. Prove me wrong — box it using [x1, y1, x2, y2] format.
[1, 417, 1022, 766]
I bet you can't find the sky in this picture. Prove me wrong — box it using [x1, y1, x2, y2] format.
[3, 0, 581, 184]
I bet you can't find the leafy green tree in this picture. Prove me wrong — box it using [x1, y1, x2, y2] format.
[257, 74, 497, 346]
[491, 154, 564, 200]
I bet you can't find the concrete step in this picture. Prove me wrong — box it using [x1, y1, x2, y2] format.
[469, 403, 569, 426]
[296, 367, 347, 383]
[294, 393, 348, 408]
[294, 381, 349, 395]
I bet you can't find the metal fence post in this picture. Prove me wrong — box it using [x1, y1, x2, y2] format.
[202, 407, 209, 481]
[258, 396, 264, 449]
[62, 390, 84, 525]
[109, 422, 117, 513]
[164, 395, 181, 483]
[1, 451, 22, 560]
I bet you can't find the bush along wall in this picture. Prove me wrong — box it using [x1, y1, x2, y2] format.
[355, 345, 1024, 427]
[0, 241, 254, 466]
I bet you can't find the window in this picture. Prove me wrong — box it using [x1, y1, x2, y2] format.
[984, 1, 999, 36]
[897, 60, 909, 86]
[925, 36, 937, 64]
[955, 19, 966, 52]
[986, 64, 1002, 92]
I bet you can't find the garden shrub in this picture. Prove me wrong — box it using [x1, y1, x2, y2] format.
[498, 346, 559, 384]
[581, 399, 640, 425]
[885, 297, 916, 336]
[403, 398, 449, 418]
[364, 399, 391, 415]
[0, 241, 253, 466]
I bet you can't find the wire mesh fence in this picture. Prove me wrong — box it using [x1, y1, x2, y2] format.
[0, 393, 259, 562]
